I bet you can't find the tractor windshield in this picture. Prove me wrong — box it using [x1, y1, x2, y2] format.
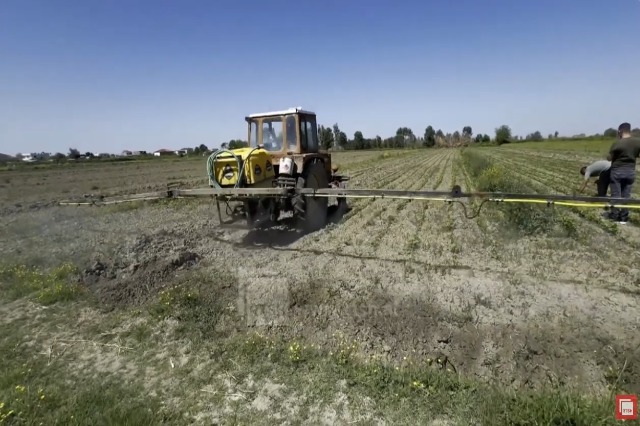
[260, 118, 283, 151]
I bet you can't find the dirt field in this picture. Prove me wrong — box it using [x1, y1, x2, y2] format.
[1, 145, 638, 425]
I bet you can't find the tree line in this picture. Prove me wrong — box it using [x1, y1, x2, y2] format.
[316, 124, 640, 150]
[317, 124, 493, 150]
[16, 123, 640, 163]
[49, 123, 640, 162]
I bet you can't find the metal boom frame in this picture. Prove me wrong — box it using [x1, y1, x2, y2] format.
[59, 185, 640, 208]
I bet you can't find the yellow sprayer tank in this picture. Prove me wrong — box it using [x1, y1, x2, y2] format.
[213, 147, 275, 187]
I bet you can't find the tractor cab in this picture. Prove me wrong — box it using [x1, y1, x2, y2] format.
[245, 107, 319, 157]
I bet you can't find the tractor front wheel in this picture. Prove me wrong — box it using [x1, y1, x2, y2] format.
[293, 161, 328, 233]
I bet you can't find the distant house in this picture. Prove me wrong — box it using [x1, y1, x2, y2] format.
[153, 149, 173, 157]
[121, 150, 132, 156]
[132, 150, 147, 156]
[18, 153, 53, 162]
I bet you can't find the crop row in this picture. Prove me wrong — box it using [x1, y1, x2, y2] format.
[316, 150, 454, 255]
[485, 150, 640, 246]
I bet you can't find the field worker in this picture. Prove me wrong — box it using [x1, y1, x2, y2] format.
[578, 160, 611, 196]
[606, 122, 640, 223]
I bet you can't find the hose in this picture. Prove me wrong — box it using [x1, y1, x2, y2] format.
[206, 147, 264, 189]
[493, 198, 640, 209]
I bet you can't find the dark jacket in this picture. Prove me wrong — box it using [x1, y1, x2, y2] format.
[608, 137, 640, 168]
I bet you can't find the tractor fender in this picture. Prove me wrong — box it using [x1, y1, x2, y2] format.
[295, 154, 330, 181]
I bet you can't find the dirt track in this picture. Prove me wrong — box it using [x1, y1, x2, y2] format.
[1, 148, 639, 396]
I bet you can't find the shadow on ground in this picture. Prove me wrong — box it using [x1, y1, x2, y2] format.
[241, 204, 352, 247]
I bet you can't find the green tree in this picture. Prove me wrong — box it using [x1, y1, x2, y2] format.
[375, 135, 382, 148]
[474, 134, 482, 143]
[332, 123, 341, 146]
[482, 134, 491, 143]
[337, 131, 348, 148]
[68, 148, 81, 159]
[632, 128, 640, 137]
[526, 131, 543, 141]
[394, 127, 415, 148]
[554, 131, 559, 138]
[462, 126, 473, 138]
[353, 131, 365, 149]
[495, 125, 512, 145]
[603, 128, 617, 138]
[318, 125, 334, 150]
[423, 126, 436, 147]
[228, 139, 248, 149]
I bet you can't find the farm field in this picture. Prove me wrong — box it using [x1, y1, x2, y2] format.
[0, 144, 639, 425]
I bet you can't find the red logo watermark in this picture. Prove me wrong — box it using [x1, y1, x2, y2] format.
[616, 394, 637, 421]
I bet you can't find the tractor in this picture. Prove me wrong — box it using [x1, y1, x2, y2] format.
[206, 107, 349, 232]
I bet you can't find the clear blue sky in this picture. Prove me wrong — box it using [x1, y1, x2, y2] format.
[1, 0, 639, 155]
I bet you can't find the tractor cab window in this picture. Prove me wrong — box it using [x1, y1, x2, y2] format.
[300, 117, 318, 152]
[285, 115, 297, 151]
[249, 121, 258, 147]
[261, 118, 283, 151]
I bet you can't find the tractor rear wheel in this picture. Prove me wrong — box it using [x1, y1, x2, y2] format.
[293, 161, 328, 233]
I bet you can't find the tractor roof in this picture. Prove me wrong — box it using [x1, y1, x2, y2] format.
[245, 107, 316, 120]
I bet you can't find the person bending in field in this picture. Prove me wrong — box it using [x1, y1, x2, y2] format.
[579, 160, 611, 196]
[606, 122, 640, 224]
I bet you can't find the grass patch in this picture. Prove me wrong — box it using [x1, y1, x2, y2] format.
[212, 332, 619, 425]
[462, 149, 561, 235]
[0, 280, 626, 425]
[511, 138, 613, 153]
[0, 263, 85, 305]
[148, 270, 238, 342]
[0, 319, 179, 425]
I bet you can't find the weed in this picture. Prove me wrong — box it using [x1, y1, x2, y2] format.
[406, 235, 421, 252]
[559, 214, 579, 238]
[0, 263, 84, 305]
[601, 219, 619, 236]
[331, 335, 359, 365]
[148, 270, 237, 340]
